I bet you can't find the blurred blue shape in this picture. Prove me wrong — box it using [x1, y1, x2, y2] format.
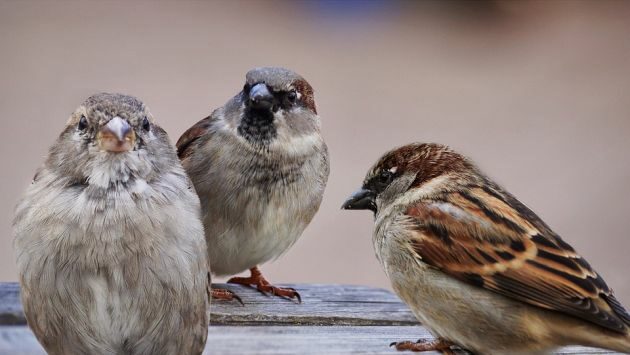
[302, 0, 399, 19]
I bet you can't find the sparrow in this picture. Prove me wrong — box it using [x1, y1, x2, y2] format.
[13, 93, 209, 355]
[342, 143, 630, 355]
[176, 67, 329, 302]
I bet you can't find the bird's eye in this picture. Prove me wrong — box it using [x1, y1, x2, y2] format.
[286, 90, 297, 104]
[379, 170, 394, 184]
[243, 83, 251, 93]
[142, 116, 151, 131]
[78, 115, 88, 131]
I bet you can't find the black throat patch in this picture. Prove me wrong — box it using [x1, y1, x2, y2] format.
[237, 108, 277, 145]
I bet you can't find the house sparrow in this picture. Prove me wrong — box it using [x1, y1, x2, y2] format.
[13, 93, 209, 355]
[176, 67, 329, 302]
[342, 143, 630, 354]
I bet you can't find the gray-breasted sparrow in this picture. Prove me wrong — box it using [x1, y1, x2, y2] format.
[343, 142, 630, 354]
[14, 93, 209, 355]
[177, 67, 329, 302]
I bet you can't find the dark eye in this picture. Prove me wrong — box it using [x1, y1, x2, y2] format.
[379, 170, 394, 184]
[286, 90, 297, 103]
[142, 117, 151, 131]
[78, 115, 88, 131]
[243, 83, 251, 93]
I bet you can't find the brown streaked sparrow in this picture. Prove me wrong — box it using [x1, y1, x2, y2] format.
[343, 142, 630, 354]
[13, 93, 209, 355]
[176, 67, 329, 302]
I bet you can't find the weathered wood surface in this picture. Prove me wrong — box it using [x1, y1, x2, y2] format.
[0, 283, 621, 354]
[0, 283, 418, 326]
[0, 325, 616, 355]
[0, 283, 23, 325]
[211, 283, 419, 326]
[0, 325, 463, 355]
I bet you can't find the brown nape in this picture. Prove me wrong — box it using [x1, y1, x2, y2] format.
[175, 116, 213, 160]
[374, 143, 475, 188]
[293, 78, 317, 114]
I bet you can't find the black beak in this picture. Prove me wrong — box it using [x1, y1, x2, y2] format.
[249, 83, 274, 111]
[341, 188, 376, 212]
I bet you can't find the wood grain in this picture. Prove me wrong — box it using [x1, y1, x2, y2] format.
[0, 282, 620, 354]
[210, 283, 419, 326]
[0, 283, 418, 326]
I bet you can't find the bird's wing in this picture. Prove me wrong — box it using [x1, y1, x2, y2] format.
[404, 183, 630, 333]
[175, 114, 216, 161]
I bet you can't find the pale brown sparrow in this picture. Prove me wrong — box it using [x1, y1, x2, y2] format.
[177, 67, 329, 302]
[343, 142, 630, 354]
[14, 93, 209, 355]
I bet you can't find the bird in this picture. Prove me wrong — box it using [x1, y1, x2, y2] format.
[176, 67, 329, 302]
[342, 142, 630, 354]
[13, 93, 209, 355]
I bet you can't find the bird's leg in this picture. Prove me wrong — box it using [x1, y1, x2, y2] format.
[390, 338, 456, 354]
[208, 273, 243, 304]
[227, 266, 301, 303]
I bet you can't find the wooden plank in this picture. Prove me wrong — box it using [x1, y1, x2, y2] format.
[0, 283, 24, 325]
[206, 326, 457, 355]
[0, 283, 419, 326]
[0, 283, 622, 354]
[0, 326, 616, 355]
[203, 326, 616, 355]
[210, 283, 419, 326]
[0, 326, 45, 355]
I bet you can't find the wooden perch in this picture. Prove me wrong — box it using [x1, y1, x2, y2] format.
[0, 283, 620, 354]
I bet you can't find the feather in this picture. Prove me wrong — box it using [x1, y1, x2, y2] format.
[405, 184, 630, 333]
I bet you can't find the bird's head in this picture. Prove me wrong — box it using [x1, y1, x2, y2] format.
[342, 143, 477, 214]
[46, 93, 175, 187]
[226, 67, 320, 149]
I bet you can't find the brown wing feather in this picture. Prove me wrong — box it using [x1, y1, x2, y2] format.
[175, 115, 214, 160]
[405, 184, 630, 333]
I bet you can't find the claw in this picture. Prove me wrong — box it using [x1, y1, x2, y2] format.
[210, 288, 244, 306]
[228, 266, 301, 303]
[293, 290, 302, 304]
[231, 293, 245, 306]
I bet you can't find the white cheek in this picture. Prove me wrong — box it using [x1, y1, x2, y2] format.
[217, 110, 238, 134]
[271, 129, 321, 157]
[71, 129, 88, 145]
[273, 110, 285, 122]
[397, 175, 450, 202]
[376, 175, 451, 223]
[145, 129, 156, 140]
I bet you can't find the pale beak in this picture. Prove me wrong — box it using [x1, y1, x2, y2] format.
[98, 116, 135, 153]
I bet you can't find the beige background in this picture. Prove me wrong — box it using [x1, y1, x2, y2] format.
[1, 1, 629, 306]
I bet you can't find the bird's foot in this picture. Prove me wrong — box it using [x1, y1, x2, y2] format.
[227, 266, 301, 303]
[390, 338, 455, 354]
[256, 283, 301, 303]
[210, 287, 243, 305]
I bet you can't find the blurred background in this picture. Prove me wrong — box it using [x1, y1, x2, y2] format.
[1, 0, 629, 306]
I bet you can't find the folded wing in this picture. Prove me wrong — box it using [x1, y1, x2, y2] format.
[405, 182, 630, 333]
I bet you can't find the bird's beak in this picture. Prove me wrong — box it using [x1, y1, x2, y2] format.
[249, 83, 274, 111]
[341, 188, 376, 212]
[98, 116, 135, 153]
